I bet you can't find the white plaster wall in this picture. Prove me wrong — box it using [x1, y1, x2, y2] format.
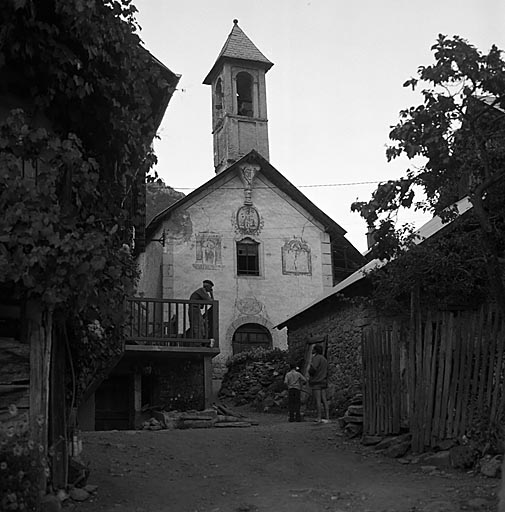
[159, 168, 331, 366]
[136, 226, 164, 298]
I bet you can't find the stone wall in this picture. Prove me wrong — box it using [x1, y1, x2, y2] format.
[154, 359, 204, 411]
[287, 297, 370, 415]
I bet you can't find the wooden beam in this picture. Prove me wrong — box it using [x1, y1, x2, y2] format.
[133, 370, 142, 429]
[27, 300, 53, 491]
[203, 356, 213, 409]
[50, 325, 67, 489]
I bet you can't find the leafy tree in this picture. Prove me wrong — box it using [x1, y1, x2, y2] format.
[352, 35, 505, 312]
[0, 0, 175, 401]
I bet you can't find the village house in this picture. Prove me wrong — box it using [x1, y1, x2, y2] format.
[0, 15, 180, 463]
[276, 195, 505, 453]
[138, 20, 365, 399]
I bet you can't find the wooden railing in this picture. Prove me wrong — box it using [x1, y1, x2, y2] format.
[125, 297, 219, 349]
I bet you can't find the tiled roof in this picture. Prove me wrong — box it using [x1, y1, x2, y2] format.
[203, 20, 273, 84]
[218, 20, 272, 65]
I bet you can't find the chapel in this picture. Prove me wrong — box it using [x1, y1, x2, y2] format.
[140, 20, 364, 380]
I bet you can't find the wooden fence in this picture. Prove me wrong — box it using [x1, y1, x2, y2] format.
[362, 307, 505, 451]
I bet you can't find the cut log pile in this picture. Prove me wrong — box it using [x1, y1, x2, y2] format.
[218, 358, 289, 412]
[141, 403, 256, 430]
[337, 393, 363, 438]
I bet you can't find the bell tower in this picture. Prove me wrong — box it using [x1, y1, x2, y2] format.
[203, 20, 273, 174]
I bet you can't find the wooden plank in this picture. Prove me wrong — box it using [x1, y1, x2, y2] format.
[412, 308, 424, 451]
[50, 327, 67, 489]
[431, 313, 446, 445]
[476, 308, 491, 419]
[380, 325, 387, 434]
[491, 313, 505, 423]
[391, 322, 401, 433]
[423, 312, 436, 448]
[407, 298, 416, 435]
[385, 327, 393, 433]
[0, 338, 30, 384]
[484, 308, 499, 421]
[370, 326, 379, 434]
[438, 312, 455, 440]
[203, 355, 213, 409]
[453, 313, 468, 438]
[27, 300, 53, 492]
[361, 329, 370, 434]
[446, 312, 460, 438]
[460, 309, 479, 436]
[0, 384, 29, 409]
[467, 307, 485, 432]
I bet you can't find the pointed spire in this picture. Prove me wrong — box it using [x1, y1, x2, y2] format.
[203, 20, 273, 84]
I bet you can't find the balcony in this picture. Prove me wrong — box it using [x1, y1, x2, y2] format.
[125, 297, 220, 356]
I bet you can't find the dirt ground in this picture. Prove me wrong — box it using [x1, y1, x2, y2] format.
[73, 409, 499, 512]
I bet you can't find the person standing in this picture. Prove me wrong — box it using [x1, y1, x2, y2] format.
[189, 280, 214, 338]
[308, 344, 329, 423]
[284, 363, 307, 422]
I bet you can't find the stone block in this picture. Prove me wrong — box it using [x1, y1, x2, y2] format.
[69, 488, 90, 502]
[384, 440, 411, 458]
[343, 414, 363, 424]
[347, 405, 363, 415]
[40, 494, 62, 512]
[361, 435, 383, 446]
[480, 454, 502, 477]
[423, 450, 451, 468]
[449, 445, 476, 469]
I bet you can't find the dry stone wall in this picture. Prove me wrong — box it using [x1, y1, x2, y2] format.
[287, 298, 369, 415]
[218, 348, 290, 411]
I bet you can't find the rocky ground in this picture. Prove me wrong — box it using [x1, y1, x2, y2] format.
[62, 408, 502, 512]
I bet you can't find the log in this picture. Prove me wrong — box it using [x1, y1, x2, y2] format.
[216, 414, 242, 423]
[0, 338, 29, 384]
[214, 421, 251, 428]
[0, 384, 29, 410]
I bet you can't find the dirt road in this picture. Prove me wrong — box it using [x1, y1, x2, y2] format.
[75, 411, 498, 512]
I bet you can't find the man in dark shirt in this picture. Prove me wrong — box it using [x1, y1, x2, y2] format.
[308, 344, 329, 423]
[189, 280, 214, 338]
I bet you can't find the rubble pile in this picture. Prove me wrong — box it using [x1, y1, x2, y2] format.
[142, 403, 255, 430]
[338, 393, 363, 438]
[218, 350, 289, 412]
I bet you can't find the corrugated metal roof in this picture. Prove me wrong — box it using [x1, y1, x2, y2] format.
[203, 20, 273, 84]
[276, 197, 473, 328]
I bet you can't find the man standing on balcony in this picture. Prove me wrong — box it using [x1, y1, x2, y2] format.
[189, 280, 214, 339]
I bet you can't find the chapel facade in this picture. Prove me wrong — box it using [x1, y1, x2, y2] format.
[139, 21, 364, 379]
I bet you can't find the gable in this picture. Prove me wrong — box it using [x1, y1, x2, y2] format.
[147, 151, 348, 240]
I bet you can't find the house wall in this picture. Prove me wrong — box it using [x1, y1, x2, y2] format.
[286, 298, 371, 413]
[156, 168, 333, 376]
[136, 230, 164, 298]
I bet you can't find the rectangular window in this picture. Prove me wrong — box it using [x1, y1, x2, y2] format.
[237, 239, 259, 276]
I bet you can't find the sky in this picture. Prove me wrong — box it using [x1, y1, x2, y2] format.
[134, 0, 505, 253]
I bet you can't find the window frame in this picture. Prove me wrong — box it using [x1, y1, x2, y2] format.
[236, 237, 260, 277]
[232, 323, 272, 354]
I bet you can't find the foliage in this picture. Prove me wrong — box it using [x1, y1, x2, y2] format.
[226, 347, 288, 368]
[0, 0, 173, 400]
[146, 178, 185, 225]
[367, 220, 489, 314]
[0, 407, 47, 512]
[352, 35, 505, 310]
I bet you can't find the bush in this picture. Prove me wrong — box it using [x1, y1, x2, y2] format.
[0, 406, 47, 512]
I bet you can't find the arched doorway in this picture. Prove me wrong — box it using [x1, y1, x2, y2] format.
[232, 323, 272, 354]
